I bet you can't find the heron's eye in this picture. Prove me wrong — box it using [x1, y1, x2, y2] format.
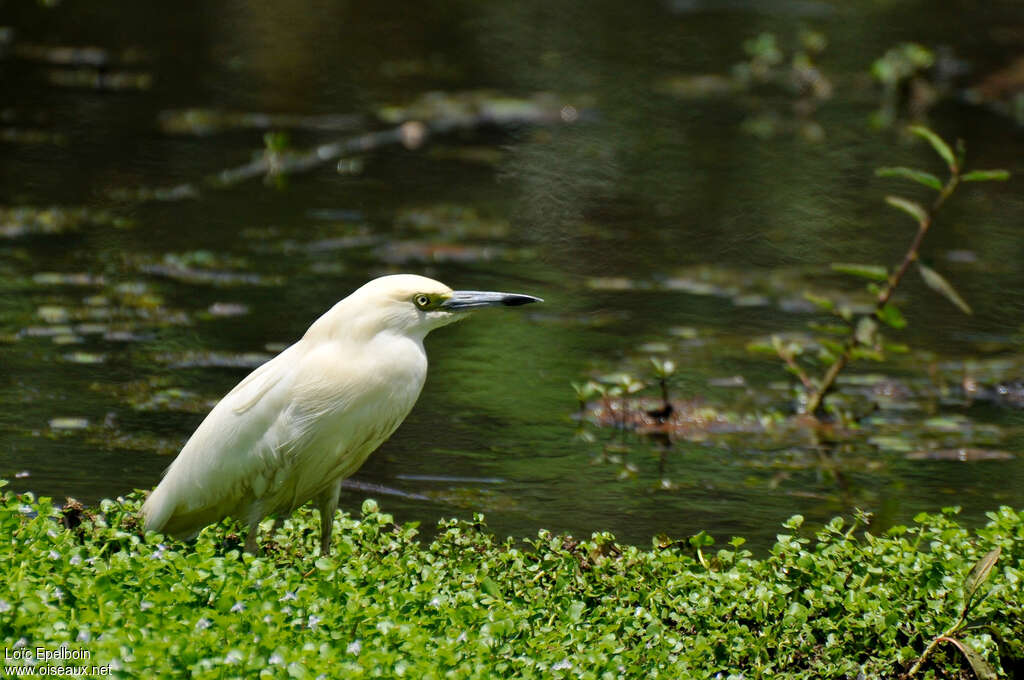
[414, 294, 431, 309]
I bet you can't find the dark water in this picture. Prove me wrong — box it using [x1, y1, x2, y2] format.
[2, 0, 1023, 548]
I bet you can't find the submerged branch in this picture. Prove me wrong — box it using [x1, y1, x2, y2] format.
[117, 94, 576, 202]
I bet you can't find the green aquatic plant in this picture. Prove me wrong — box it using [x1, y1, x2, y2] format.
[2, 483, 1022, 678]
[871, 43, 936, 128]
[769, 126, 1010, 417]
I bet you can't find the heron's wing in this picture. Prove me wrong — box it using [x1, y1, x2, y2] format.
[141, 343, 307, 536]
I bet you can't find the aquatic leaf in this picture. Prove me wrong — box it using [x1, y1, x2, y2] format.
[917, 262, 972, 314]
[960, 169, 1010, 182]
[49, 417, 89, 430]
[830, 263, 888, 281]
[875, 166, 942, 190]
[479, 577, 502, 600]
[964, 546, 1001, 603]
[802, 291, 834, 311]
[908, 125, 956, 171]
[875, 303, 907, 329]
[905, 449, 1014, 462]
[649, 358, 676, 378]
[884, 196, 928, 225]
[937, 637, 998, 680]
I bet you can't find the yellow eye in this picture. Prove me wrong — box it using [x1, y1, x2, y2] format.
[414, 294, 431, 309]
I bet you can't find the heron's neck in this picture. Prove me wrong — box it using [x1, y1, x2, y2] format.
[303, 300, 430, 346]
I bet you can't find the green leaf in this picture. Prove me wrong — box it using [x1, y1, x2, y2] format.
[875, 166, 943, 190]
[964, 546, 1001, 603]
[876, 303, 907, 329]
[688, 530, 714, 548]
[918, 262, 972, 315]
[939, 636, 999, 680]
[961, 169, 1010, 182]
[480, 576, 503, 600]
[885, 195, 928, 225]
[830, 263, 889, 281]
[908, 125, 956, 171]
[802, 291, 834, 311]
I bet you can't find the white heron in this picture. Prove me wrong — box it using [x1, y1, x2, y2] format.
[141, 274, 541, 554]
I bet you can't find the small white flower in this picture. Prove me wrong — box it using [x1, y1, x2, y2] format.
[552, 659, 572, 671]
[14, 638, 27, 648]
[0, 600, 11, 613]
[279, 590, 297, 602]
[76, 630, 91, 643]
[70, 555, 82, 565]
[230, 601, 245, 613]
[195, 618, 212, 631]
[307, 614, 321, 630]
[269, 653, 284, 665]
[48, 550, 60, 560]
[19, 505, 33, 514]
[225, 650, 243, 664]
[346, 640, 361, 655]
[263, 615, 273, 624]
[140, 601, 153, 611]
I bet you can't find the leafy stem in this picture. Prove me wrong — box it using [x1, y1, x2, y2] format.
[796, 127, 1008, 417]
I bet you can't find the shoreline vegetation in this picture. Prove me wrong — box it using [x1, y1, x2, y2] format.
[2, 481, 1021, 678]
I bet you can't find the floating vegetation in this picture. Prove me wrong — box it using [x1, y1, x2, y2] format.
[424, 486, 518, 512]
[31, 272, 105, 286]
[0, 127, 67, 145]
[90, 378, 216, 414]
[47, 417, 89, 431]
[62, 351, 105, 365]
[45, 69, 153, 91]
[87, 429, 184, 457]
[12, 43, 145, 67]
[375, 90, 569, 127]
[395, 203, 511, 239]
[375, 241, 512, 265]
[16, 279, 192, 340]
[204, 302, 250, 318]
[587, 264, 876, 316]
[131, 251, 283, 287]
[659, 30, 831, 140]
[154, 351, 272, 370]
[158, 109, 365, 136]
[13, 43, 152, 91]
[905, 448, 1015, 462]
[106, 183, 200, 202]
[870, 43, 938, 128]
[0, 205, 130, 238]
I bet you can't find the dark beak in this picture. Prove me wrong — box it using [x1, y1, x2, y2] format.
[440, 290, 543, 311]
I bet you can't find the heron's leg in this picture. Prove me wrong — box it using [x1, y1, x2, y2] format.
[243, 518, 260, 554]
[315, 481, 342, 556]
[269, 515, 285, 538]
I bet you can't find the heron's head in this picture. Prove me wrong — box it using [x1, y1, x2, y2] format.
[322, 274, 542, 342]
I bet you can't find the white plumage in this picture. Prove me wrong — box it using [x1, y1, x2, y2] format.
[141, 274, 540, 554]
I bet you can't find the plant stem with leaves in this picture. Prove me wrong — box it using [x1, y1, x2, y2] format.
[789, 126, 1009, 416]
